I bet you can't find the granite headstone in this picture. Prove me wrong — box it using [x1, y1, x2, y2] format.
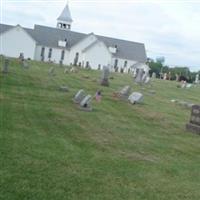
[186, 105, 200, 135]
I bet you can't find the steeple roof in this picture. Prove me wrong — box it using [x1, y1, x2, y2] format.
[57, 4, 73, 22]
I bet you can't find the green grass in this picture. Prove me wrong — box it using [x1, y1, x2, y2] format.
[0, 58, 200, 200]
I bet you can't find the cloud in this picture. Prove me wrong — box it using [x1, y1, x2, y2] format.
[1, 0, 200, 71]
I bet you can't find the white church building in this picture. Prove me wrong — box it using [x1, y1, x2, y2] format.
[0, 4, 147, 72]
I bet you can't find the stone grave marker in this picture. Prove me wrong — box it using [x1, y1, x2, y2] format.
[73, 89, 86, 104]
[21, 60, 29, 69]
[186, 105, 200, 135]
[128, 92, 143, 104]
[135, 68, 144, 84]
[19, 53, 24, 61]
[195, 74, 199, 84]
[144, 76, 150, 84]
[64, 68, 69, 74]
[2, 58, 9, 73]
[176, 74, 179, 82]
[59, 86, 69, 92]
[79, 95, 92, 111]
[152, 72, 156, 79]
[48, 66, 55, 76]
[119, 85, 131, 100]
[100, 65, 110, 86]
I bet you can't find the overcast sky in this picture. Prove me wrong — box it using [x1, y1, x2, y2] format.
[1, 0, 200, 71]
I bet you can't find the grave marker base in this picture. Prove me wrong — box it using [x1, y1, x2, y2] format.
[186, 123, 200, 135]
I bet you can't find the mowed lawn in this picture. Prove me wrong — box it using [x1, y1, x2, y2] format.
[0, 58, 200, 200]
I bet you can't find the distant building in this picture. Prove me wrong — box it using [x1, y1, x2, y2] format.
[0, 4, 147, 72]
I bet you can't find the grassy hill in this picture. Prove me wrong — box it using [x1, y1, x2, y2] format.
[0, 58, 200, 200]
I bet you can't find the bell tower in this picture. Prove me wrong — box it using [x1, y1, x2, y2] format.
[57, 3, 73, 30]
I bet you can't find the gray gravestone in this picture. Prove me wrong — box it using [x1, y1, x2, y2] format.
[152, 72, 156, 79]
[79, 95, 92, 111]
[144, 76, 150, 84]
[21, 60, 29, 69]
[64, 68, 69, 74]
[135, 68, 144, 84]
[48, 66, 55, 76]
[59, 86, 69, 92]
[195, 74, 199, 84]
[176, 74, 179, 82]
[128, 92, 143, 104]
[19, 53, 24, 61]
[119, 85, 131, 100]
[100, 65, 110, 86]
[2, 58, 9, 73]
[73, 89, 86, 104]
[186, 105, 200, 135]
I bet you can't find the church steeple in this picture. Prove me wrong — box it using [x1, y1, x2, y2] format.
[57, 3, 73, 30]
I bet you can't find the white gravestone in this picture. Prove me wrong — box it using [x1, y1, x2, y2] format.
[79, 95, 92, 111]
[128, 92, 144, 104]
[195, 74, 199, 84]
[73, 89, 86, 104]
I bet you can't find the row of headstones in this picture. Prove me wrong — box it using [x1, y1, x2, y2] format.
[72, 86, 144, 112]
[2, 56, 29, 74]
[48, 65, 85, 76]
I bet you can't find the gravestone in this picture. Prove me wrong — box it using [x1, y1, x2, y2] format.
[48, 66, 55, 76]
[79, 95, 92, 111]
[128, 92, 143, 104]
[195, 74, 199, 84]
[175, 74, 179, 82]
[2, 58, 9, 73]
[119, 85, 131, 100]
[135, 68, 144, 84]
[73, 89, 86, 104]
[163, 73, 167, 80]
[64, 68, 69, 74]
[21, 60, 29, 69]
[144, 76, 150, 84]
[19, 53, 24, 61]
[59, 86, 69, 92]
[100, 65, 110, 86]
[152, 72, 156, 79]
[186, 105, 200, 135]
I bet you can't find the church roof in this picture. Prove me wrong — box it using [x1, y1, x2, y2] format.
[57, 4, 73, 22]
[0, 23, 147, 62]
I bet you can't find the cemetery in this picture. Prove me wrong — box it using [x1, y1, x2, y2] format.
[0, 57, 200, 200]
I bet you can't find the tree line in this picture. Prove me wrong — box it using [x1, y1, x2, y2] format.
[147, 57, 200, 83]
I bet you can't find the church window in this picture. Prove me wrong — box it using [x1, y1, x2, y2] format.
[73, 52, 79, 66]
[41, 47, 45, 57]
[48, 48, 52, 59]
[61, 50, 65, 60]
[114, 59, 118, 68]
[124, 60, 127, 68]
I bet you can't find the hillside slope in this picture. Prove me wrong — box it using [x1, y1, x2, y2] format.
[0, 58, 200, 200]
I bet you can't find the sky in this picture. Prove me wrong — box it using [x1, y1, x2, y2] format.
[1, 0, 200, 71]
